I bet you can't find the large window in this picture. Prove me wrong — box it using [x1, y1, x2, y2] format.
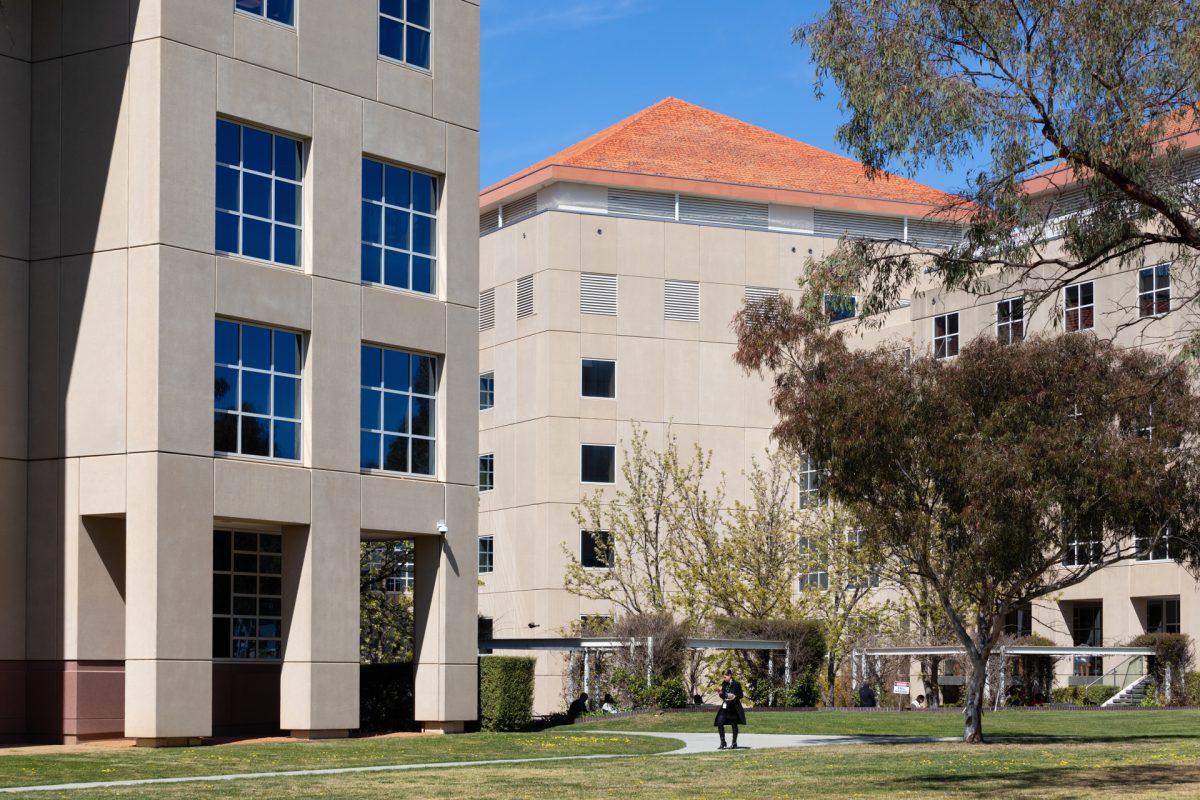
[479, 453, 494, 492]
[216, 120, 302, 267]
[213, 530, 283, 660]
[996, 298, 1024, 345]
[214, 320, 302, 461]
[799, 537, 828, 590]
[1138, 264, 1170, 318]
[234, 0, 294, 26]
[379, 0, 431, 70]
[580, 530, 612, 569]
[933, 312, 959, 359]
[1064, 281, 1095, 332]
[845, 529, 880, 589]
[1004, 604, 1033, 637]
[360, 345, 437, 476]
[1136, 526, 1172, 561]
[581, 359, 616, 399]
[1063, 528, 1103, 567]
[581, 444, 616, 484]
[1147, 598, 1180, 634]
[479, 372, 495, 410]
[362, 158, 438, 295]
[824, 294, 857, 323]
[478, 535, 494, 574]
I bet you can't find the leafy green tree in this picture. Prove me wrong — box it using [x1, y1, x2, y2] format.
[564, 424, 685, 617]
[797, 1, 1200, 328]
[360, 542, 415, 664]
[796, 501, 893, 707]
[735, 314, 1200, 742]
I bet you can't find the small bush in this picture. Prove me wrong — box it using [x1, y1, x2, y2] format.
[1186, 671, 1200, 706]
[1130, 633, 1194, 705]
[1050, 685, 1119, 705]
[479, 656, 535, 731]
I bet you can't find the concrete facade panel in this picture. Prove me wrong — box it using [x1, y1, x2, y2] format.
[309, 87, 363, 284]
[216, 256, 312, 333]
[431, 0, 479, 131]
[0, 59, 30, 262]
[361, 286, 447, 355]
[297, 0, 376, 99]
[377, 62, 433, 117]
[234, 12, 298, 76]
[158, 41, 215, 254]
[360, 475, 445, 536]
[214, 459, 311, 526]
[308, 278, 360, 472]
[444, 124, 480, 307]
[217, 56, 313, 139]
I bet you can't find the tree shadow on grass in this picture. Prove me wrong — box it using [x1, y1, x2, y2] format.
[890, 763, 1200, 797]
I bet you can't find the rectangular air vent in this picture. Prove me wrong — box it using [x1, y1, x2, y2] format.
[479, 288, 495, 331]
[608, 188, 675, 220]
[744, 286, 779, 305]
[908, 219, 963, 249]
[479, 208, 500, 236]
[580, 273, 617, 315]
[814, 209, 905, 241]
[516, 274, 534, 319]
[664, 279, 700, 321]
[680, 195, 769, 229]
[502, 194, 538, 226]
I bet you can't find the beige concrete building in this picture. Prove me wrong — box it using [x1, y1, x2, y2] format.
[478, 98, 1200, 711]
[476, 98, 963, 711]
[0, 0, 479, 744]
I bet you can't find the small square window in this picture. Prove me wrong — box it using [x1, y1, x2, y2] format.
[581, 359, 616, 399]
[379, 0, 432, 70]
[479, 453, 494, 492]
[933, 312, 959, 359]
[581, 444, 615, 484]
[1064, 282, 1095, 332]
[824, 294, 857, 323]
[1138, 264, 1170, 318]
[580, 530, 612, 569]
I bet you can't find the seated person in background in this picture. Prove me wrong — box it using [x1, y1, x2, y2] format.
[601, 693, 619, 714]
[567, 692, 589, 717]
[911, 694, 927, 709]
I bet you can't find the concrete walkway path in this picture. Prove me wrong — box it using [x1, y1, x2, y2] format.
[0, 731, 957, 794]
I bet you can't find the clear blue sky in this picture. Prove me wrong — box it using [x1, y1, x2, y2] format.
[480, 0, 973, 194]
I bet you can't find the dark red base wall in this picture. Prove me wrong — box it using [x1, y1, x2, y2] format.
[1, 661, 286, 742]
[212, 662, 282, 737]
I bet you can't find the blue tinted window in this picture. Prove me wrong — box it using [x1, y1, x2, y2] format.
[215, 120, 303, 267]
[379, 0, 432, 70]
[361, 344, 436, 476]
[235, 0, 294, 27]
[214, 320, 302, 462]
[361, 157, 437, 294]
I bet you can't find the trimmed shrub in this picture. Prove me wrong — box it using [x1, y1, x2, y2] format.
[713, 618, 826, 707]
[1130, 633, 1194, 705]
[1185, 671, 1200, 706]
[479, 656, 535, 731]
[1050, 685, 1119, 705]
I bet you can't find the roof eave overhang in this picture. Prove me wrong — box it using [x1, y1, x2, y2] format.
[1023, 127, 1200, 197]
[480, 164, 962, 220]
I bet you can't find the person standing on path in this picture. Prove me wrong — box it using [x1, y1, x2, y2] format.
[714, 669, 746, 749]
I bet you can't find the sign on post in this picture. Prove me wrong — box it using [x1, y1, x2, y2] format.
[893, 681, 911, 695]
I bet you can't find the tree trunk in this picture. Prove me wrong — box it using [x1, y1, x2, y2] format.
[927, 657, 941, 709]
[963, 653, 987, 743]
[826, 653, 837, 707]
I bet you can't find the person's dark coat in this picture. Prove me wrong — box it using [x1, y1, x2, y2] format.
[713, 679, 746, 726]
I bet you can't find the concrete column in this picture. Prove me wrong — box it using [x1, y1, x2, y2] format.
[124, 453, 213, 746]
[280, 470, 359, 738]
[413, 484, 478, 731]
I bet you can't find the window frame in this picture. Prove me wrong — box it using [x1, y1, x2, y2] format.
[932, 312, 959, 360]
[215, 119, 304, 269]
[479, 452, 495, 492]
[479, 371, 495, 411]
[1062, 529, 1103, 568]
[580, 443, 617, 485]
[580, 529, 613, 570]
[824, 293, 857, 323]
[1146, 597, 1181, 634]
[360, 156, 439, 297]
[1064, 281, 1095, 332]
[996, 297, 1024, 345]
[1138, 263, 1171, 319]
[798, 453, 823, 509]
[580, 358, 617, 400]
[214, 319, 304, 464]
[234, 0, 296, 29]
[798, 537, 828, 591]
[359, 344, 439, 478]
[212, 529, 284, 662]
[378, 0, 433, 72]
[478, 535, 495, 575]
[1135, 526, 1172, 562]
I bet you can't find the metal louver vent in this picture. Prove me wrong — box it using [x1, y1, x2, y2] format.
[908, 219, 963, 249]
[1180, 154, 1200, 183]
[1042, 187, 1090, 219]
[580, 273, 618, 315]
[664, 279, 699, 321]
[502, 194, 538, 226]
[479, 208, 500, 236]
[680, 195, 769, 229]
[744, 286, 779, 305]
[608, 189, 676, 220]
[516, 274, 534, 319]
[479, 289, 495, 331]
[814, 209, 905, 241]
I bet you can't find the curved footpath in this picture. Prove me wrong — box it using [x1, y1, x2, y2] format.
[0, 732, 958, 794]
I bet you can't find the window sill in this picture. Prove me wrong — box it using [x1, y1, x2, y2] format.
[234, 9, 297, 32]
[378, 53, 433, 76]
[214, 451, 303, 467]
[217, 250, 304, 272]
[362, 279, 439, 301]
[361, 468, 438, 481]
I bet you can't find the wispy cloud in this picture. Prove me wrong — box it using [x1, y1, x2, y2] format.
[483, 0, 649, 39]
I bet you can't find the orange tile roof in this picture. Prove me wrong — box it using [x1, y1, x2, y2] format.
[482, 97, 960, 211]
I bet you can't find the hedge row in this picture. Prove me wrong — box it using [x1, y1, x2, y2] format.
[1049, 685, 1120, 706]
[479, 656, 536, 731]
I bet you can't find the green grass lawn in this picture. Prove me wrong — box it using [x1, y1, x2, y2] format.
[575, 708, 1200, 740]
[0, 732, 675, 790]
[4, 739, 1200, 799]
